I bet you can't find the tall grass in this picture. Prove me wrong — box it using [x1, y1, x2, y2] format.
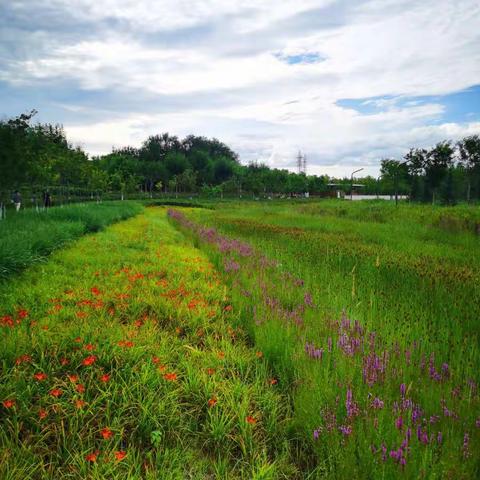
[0, 202, 142, 279]
[170, 200, 480, 478]
[0, 209, 299, 479]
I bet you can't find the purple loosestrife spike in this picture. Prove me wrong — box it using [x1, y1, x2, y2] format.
[430, 415, 440, 424]
[400, 383, 406, 397]
[313, 429, 320, 440]
[339, 425, 352, 436]
[304, 292, 313, 307]
[437, 431, 442, 444]
[463, 432, 470, 458]
[395, 417, 403, 431]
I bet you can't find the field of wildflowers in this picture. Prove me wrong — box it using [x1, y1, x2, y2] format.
[170, 200, 480, 478]
[0, 208, 299, 478]
[1, 200, 479, 478]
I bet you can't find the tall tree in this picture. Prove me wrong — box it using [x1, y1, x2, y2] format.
[424, 142, 454, 204]
[457, 135, 480, 202]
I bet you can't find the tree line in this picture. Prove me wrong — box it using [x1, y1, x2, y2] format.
[1, 111, 479, 205]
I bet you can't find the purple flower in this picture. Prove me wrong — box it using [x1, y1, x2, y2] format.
[371, 397, 384, 410]
[395, 416, 403, 431]
[313, 429, 320, 440]
[339, 425, 352, 436]
[463, 432, 470, 458]
[400, 383, 406, 397]
[437, 431, 442, 444]
[304, 292, 313, 307]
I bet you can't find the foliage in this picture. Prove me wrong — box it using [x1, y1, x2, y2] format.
[0, 202, 142, 279]
[0, 209, 297, 479]
[170, 200, 480, 479]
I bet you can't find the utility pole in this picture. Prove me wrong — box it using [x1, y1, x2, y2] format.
[350, 168, 364, 200]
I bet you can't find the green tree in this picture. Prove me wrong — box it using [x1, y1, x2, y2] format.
[457, 135, 480, 202]
[424, 142, 454, 204]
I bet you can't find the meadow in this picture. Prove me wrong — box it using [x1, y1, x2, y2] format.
[171, 200, 480, 478]
[1, 200, 479, 478]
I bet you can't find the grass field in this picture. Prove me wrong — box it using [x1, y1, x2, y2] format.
[0, 201, 142, 280]
[171, 200, 480, 478]
[1, 200, 479, 478]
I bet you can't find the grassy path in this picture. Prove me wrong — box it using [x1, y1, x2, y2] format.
[1, 208, 297, 479]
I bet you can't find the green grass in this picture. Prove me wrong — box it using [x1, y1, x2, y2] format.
[2, 199, 479, 478]
[0, 208, 299, 479]
[170, 199, 480, 479]
[0, 202, 143, 280]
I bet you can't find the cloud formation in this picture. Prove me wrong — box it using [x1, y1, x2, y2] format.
[1, 0, 479, 176]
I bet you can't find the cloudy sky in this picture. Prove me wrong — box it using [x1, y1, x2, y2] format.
[1, 0, 479, 176]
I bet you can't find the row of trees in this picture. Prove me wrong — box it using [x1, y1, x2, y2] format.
[377, 138, 480, 203]
[1, 111, 479, 204]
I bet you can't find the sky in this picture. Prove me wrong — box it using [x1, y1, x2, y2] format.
[1, 0, 479, 177]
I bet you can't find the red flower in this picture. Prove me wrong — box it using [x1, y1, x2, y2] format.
[163, 372, 177, 381]
[1, 315, 14, 327]
[206, 368, 216, 376]
[33, 372, 48, 381]
[115, 450, 127, 461]
[90, 287, 101, 296]
[15, 354, 32, 365]
[50, 388, 62, 398]
[85, 451, 99, 462]
[39, 409, 48, 419]
[246, 416, 257, 425]
[84, 343, 95, 351]
[255, 351, 263, 358]
[100, 374, 110, 383]
[118, 340, 134, 348]
[269, 378, 278, 385]
[2, 399, 15, 408]
[74, 337, 82, 343]
[224, 305, 232, 312]
[82, 355, 97, 366]
[208, 397, 217, 408]
[100, 427, 113, 440]
[67, 374, 79, 383]
[217, 351, 225, 359]
[76, 384, 85, 393]
[75, 399, 87, 409]
[76, 312, 87, 319]
[151, 356, 161, 365]
[17, 309, 29, 319]
[60, 357, 69, 366]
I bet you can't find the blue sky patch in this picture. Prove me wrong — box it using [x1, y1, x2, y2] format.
[274, 51, 325, 64]
[336, 85, 480, 123]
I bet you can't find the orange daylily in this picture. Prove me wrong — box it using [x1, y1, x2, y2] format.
[100, 427, 113, 440]
[115, 450, 127, 461]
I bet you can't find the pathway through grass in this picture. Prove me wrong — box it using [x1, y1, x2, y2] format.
[0, 208, 297, 479]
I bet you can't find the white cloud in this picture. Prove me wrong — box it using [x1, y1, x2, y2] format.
[1, 0, 480, 175]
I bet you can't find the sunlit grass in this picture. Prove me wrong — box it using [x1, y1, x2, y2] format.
[0, 208, 297, 479]
[173, 200, 480, 479]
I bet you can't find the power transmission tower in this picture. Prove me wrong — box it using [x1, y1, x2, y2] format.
[296, 150, 307, 174]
